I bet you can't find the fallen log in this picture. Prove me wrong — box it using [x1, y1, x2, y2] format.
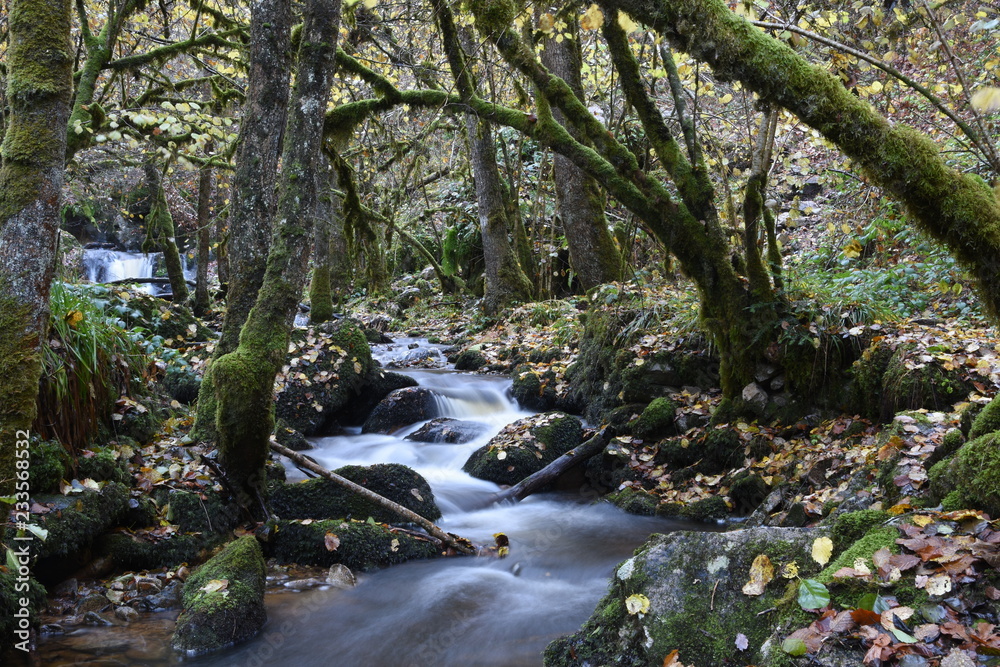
[491, 426, 617, 505]
[270, 442, 477, 555]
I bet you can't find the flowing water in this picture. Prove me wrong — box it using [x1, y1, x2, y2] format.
[37, 339, 708, 666]
[82, 248, 197, 296]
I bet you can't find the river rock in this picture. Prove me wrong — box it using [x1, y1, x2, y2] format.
[269, 462, 441, 522]
[463, 412, 583, 486]
[114, 605, 139, 623]
[384, 346, 448, 369]
[362, 387, 441, 434]
[544, 526, 828, 667]
[326, 564, 356, 588]
[172, 536, 267, 656]
[269, 519, 439, 571]
[405, 418, 488, 444]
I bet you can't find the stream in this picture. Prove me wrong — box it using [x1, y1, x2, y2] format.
[38, 338, 707, 666]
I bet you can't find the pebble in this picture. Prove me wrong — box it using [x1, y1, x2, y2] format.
[114, 606, 139, 623]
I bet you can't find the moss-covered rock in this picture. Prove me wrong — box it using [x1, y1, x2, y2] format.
[818, 526, 899, 583]
[33, 481, 130, 583]
[161, 365, 201, 404]
[453, 348, 487, 371]
[679, 495, 729, 521]
[961, 400, 984, 437]
[829, 509, 889, 552]
[269, 518, 440, 570]
[851, 341, 971, 421]
[165, 488, 240, 534]
[729, 472, 768, 515]
[606, 487, 658, 516]
[275, 320, 377, 435]
[511, 365, 559, 411]
[927, 427, 964, 467]
[96, 532, 209, 571]
[171, 536, 267, 656]
[969, 394, 1000, 439]
[361, 387, 441, 434]
[341, 369, 418, 425]
[76, 446, 131, 485]
[544, 526, 823, 666]
[273, 419, 311, 451]
[631, 397, 679, 441]
[928, 431, 1000, 516]
[270, 463, 441, 522]
[463, 412, 583, 485]
[658, 427, 743, 475]
[29, 438, 70, 493]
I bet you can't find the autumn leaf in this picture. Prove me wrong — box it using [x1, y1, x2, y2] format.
[625, 593, 650, 615]
[971, 87, 1000, 113]
[580, 3, 603, 30]
[200, 579, 228, 593]
[811, 536, 833, 566]
[324, 532, 340, 551]
[742, 553, 774, 596]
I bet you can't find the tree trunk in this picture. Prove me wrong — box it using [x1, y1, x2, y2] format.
[539, 21, 623, 290]
[211, 0, 340, 508]
[194, 160, 213, 316]
[309, 158, 334, 323]
[466, 115, 534, 314]
[142, 162, 189, 303]
[0, 0, 72, 500]
[194, 0, 292, 440]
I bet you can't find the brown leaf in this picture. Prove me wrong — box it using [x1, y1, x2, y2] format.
[324, 532, 340, 551]
[851, 608, 882, 626]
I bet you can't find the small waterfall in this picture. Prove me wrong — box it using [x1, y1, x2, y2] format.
[83, 249, 156, 284]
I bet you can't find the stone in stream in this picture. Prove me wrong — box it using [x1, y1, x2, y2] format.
[268, 519, 439, 571]
[171, 536, 267, 656]
[269, 462, 442, 522]
[362, 387, 441, 434]
[463, 412, 583, 486]
[405, 417, 489, 444]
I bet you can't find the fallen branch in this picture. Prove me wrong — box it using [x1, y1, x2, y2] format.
[270, 442, 477, 555]
[491, 426, 616, 505]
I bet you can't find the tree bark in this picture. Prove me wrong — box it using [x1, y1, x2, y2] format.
[211, 0, 340, 508]
[309, 157, 334, 323]
[0, 0, 73, 499]
[539, 20, 623, 290]
[142, 162, 189, 303]
[194, 0, 292, 439]
[194, 160, 213, 316]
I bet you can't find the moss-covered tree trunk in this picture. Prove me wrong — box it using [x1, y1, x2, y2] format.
[211, 0, 340, 507]
[193, 160, 213, 316]
[0, 0, 72, 499]
[194, 0, 292, 439]
[309, 158, 334, 324]
[142, 162, 189, 303]
[539, 20, 623, 290]
[607, 0, 1000, 317]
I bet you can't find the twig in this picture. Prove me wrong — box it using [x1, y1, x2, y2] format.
[711, 579, 719, 611]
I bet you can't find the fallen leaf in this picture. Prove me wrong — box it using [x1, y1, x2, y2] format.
[742, 554, 774, 596]
[625, 593, 650, 615]
[200, 579, 228, 593]
[812, 536, 833, 566]
[324, 532, 340, 551]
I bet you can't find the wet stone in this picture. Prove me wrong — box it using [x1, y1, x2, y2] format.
[77, 594, 110, 614]
[84, 611, 114, 626]
[115, 605, 139, 623]
[326, 563, 356, 588]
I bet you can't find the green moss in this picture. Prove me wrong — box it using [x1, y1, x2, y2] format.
[969, 394, 1000, 439]
[454, 348, 487, 371]
[961, 401, 984, 437]
[167, 489, 240, 534]
[0, 570, 46, 649]
[270, 463, 441, 522]
[96, 532, 209, 571]
[308, 265, 333, 323]
[819, 526, 899, 583]
[172, 536, 267, 656]
[606, 487, 658, 516]
[29, 438, 69, 493]
[927, 432, 1000, 516]
[463, 413, 583, 485]
[76, 447, 131, 485]
[830, 509, 889, 552]
[679, 495, 728, 521]
[729, 473, 768, 515]
[927, 427, 965, 467]
[269, 518, 439, 570]
[631, 397, 678, 441]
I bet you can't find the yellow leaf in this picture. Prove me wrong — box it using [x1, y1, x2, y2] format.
[911, 514, 934, 527]
[539, 12, 555, 32]
[200, 579, 228, 593]
[811, 536, 833, 566]
[618, 10, 638, 33]
[843, 238, 863, 259]
[870, 80, 883, 93]
[625, 593, 650, 615]
[781, 561, 799, 579]
[580, 3, 604, 30]
[742, 554, 774, 596]
[971, 87, 1000, 113]
[719, 93, 733, 104]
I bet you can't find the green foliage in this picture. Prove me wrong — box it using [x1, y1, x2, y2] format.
[797, 578, 830, 610]
[36, 283, 153, 452]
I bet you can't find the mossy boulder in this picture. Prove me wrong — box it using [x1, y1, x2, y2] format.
[928, 431, 1000, 516]
[828, 509, 889, 552]
[273, 419, 311, 451]
[165, 489, 241, 534]
[968, 393, 1000, 439]
[340, 369, 418, 425]
[269, 519, 440, 570]
[29, 438, 70, 493]
[270, 463, 441, 522]
[76, 447, 131, 485]
[95, 532, 209, 572]
[511, 365, 559, 411]
[851, 341, 971, 421]
[728, 472, 769, 515]
[630, 397, 679, 441]
[405, 418, 488, 444]
[657, 427, 743, 475]
[161, 365, 201, 404]
[463, 412, 583, 486]
[453, 348, 487, 371]
[32, 481, 130, 583]
[361, 387, 441, 434]
[544, 526, 824, 667]
[171, 536, 267, 656]
[606, 487, 658, 516]
[274, 320, 377, 435]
